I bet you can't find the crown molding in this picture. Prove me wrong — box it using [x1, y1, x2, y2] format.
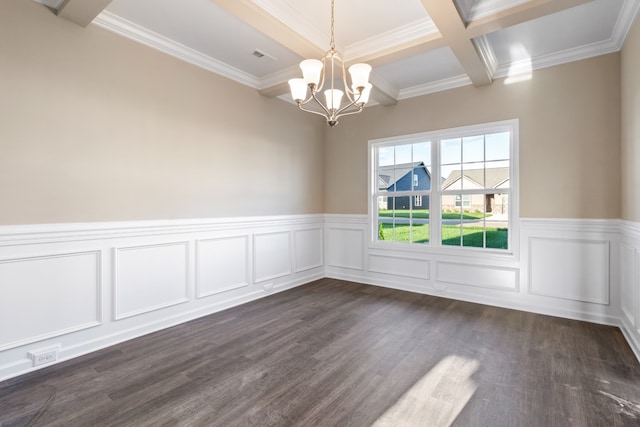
[92, 11, 261, 89]
[614, 0, 640, 49]
[344, 19, 439, 63]
[258, 65, 299, 90]
[494, 37, 621, 79]
[398, 75, 472, 100]
[33, 0, 64, 10]
[473, 35, 498, 78]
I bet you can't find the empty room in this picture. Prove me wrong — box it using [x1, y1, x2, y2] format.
[2, 0, 640, 425]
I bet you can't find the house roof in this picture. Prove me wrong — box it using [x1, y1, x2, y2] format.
[378, 162, 429, 190]
[441, 167, 509, 190]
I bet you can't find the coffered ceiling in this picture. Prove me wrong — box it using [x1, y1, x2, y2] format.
[35, 0, 640, 106]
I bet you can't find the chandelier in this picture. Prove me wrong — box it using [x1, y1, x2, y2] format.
[288, 0, 372, 127]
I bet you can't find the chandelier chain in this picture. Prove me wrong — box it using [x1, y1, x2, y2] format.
[330, 0, 335, 51]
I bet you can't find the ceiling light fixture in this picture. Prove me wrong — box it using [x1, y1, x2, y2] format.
[288, 0, 372, 127]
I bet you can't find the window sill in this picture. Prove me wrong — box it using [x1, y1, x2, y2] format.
[368, 240, 518, 262]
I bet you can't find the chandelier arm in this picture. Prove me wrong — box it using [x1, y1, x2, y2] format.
[334, 106, 365, 121]
[334, 93, 364, 117]
[307, 88, 333, 117]
[297, 103, 334, 120]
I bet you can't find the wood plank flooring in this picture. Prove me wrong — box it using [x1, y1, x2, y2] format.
[2, 278, 640, 426]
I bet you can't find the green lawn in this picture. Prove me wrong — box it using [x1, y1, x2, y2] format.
[379, 209, 490, 220]
[379, 223, 508, 249]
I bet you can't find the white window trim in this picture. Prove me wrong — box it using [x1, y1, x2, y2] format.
[368, 119, 519, 260]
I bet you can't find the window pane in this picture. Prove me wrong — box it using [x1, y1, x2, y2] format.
[441, 138, 461, 165]
[378, 166, 397, 191]
[486, 132, 510, 161]
[411, 220, 429, 244]
[441, 164, 461, 190]
[487, 161, 510, 189]
[413, 165, 432, 191]
[378, 146, 395, 166]
[413, 141, 431, 166]
[462, 162, 485, 188]
[395, 144, 412, 165]
[442, 204, 463, 246]
[463, 135, 484, 163]
[462, 195, 485, 248]
[486, 204, 509, 249]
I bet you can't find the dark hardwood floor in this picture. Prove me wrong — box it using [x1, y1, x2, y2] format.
[2, 278, 640, 426]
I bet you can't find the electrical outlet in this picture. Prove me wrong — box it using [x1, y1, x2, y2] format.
[28, 347, 59, 367]
[434, 284, 447, 295]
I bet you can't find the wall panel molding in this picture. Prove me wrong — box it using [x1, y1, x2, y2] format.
[196, 235, 250, 298]
[253, 231, 292, 283]
[436, 261, 518, 291]
[369, 254, 430, 280]
[113, 242, 190, 320]
[0, 251, 102, 351]
[326, 227, 364, 271]
[528, 237, 610, 305]
[294, 228, 323, 273]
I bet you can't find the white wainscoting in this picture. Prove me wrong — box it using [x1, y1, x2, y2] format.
[0, 215, 324, 381]
[2, 215, 637, 381]
[325, 215, 620, 328]
[620, 221, 640, 361]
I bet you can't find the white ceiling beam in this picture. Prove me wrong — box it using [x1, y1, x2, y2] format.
[57, 0, 114, 27]
[208, 0, 324, 60]
[368, 74, 399, 107]
[420, 0, 492, 86]
[349, 33, 447, 68]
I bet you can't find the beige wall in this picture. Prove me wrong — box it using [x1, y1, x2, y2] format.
[622, 14, 640, 222]
[325, 54, 621, 218]
[0, 1, 627, 224]
[0, 0, 325, 225]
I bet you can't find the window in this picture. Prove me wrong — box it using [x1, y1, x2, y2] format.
[370, 120, 517, 253]
[455, 194, 471, 208]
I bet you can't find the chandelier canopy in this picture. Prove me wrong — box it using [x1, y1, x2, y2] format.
[288, 0, 372, 127]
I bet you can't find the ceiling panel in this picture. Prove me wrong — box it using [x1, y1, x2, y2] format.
[254, 0, 432, 51]
[105, 0, 302, 78]
[374, 48, 466, 90]
[486, 0, 624, 66]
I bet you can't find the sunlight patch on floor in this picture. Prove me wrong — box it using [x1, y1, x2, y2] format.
[373, 355, 479, 427]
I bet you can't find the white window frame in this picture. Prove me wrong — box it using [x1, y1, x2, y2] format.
[368, 119, 519, 258]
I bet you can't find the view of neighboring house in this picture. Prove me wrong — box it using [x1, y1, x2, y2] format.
[378, 162, 431, 210]
[441, 167, 509, 214]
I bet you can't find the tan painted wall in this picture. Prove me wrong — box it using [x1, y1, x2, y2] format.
[325, 54, 621, 218]
[0, 0, 325, 225]
[622, 15, 640, 222]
